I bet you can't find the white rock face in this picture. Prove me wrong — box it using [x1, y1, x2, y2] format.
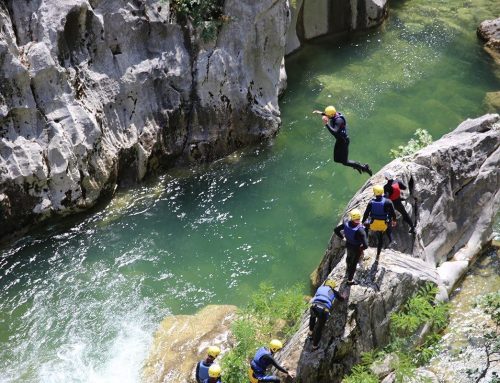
[303, 0, 329, 40]
[280, 115, 500, 382]
[0, 0, 290, 238]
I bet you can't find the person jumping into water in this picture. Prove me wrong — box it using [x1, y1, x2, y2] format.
[313, 106, 372, 176]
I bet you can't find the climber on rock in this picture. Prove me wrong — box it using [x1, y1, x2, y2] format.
[383, 170, 416, 235]
[308, 279, 345, 350]
[196, 346, 221, 383]
[202, 364, 222, 383]
[313, 106, 372, 176]
[249, 339, 295, 382]
[363, 184, 397, 256]
[334, 208, 369, 285]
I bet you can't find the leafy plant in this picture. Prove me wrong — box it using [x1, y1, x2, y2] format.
[390, 129, 433, 159]
[343, 283, 449, 383]
[169, 0, 226, 41]
[476, 291, 500, 326]
[221, 283, 308, 382]
[342, 365, 378, 383]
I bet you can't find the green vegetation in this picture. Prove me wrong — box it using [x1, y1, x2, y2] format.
[389, 129, 433, 159]
[169, 0, 226, 41]
[343, 283, 449, 383]
[221, 283, 308, 383]
[476, 291, 500, 326]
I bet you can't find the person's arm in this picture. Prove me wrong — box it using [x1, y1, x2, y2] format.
[362, 203, 371, 224]
[324, 118, 343, 139]
[383, 181, 393, 198]
[356, 228, 368, 250]
[261, 354, 288, 374]
[334, 223, 345, 239]
[385, 200, 397, 222]
[397, 179, 408, 190]
[195, 362, 201, 383]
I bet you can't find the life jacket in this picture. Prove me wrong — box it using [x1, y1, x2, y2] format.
[343, 220, 364, 246]
[197, 360, 211, 382]
[388, 181, 401, 201]
[371, 197, 388, 220]
[331, 113, 348, 139]
[251, 347, 272, 374]
[312, 285, 335, 310]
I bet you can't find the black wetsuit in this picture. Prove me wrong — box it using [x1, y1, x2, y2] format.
[309, 288, 345, 347]
[384, 179, 415, 232]
[324, 113, 371, 175]
[362, 197, 397, 256]
[334, 220, 369, 281]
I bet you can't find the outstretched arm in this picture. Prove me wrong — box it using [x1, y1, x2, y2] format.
[334, 223, 345, 239]
[261, 354, 288, 374]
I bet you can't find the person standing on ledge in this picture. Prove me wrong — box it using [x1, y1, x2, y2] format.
[334, 208, 369, 285]
[196, 346, 221, 383]
[313, 105, 372, 176]
[383, 170, 416, 235]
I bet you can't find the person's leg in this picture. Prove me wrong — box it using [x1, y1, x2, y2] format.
[376, 231, 383, 255]
[309, 307, 318, 333]
[345, 246, 359, 281]
[394, 199, 415, 232]
[312, 309, 329, 347]
[334, 141, 372, 175]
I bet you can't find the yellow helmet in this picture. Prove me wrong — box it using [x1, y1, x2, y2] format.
[324, 105, 337, 117]
[349, 209, 362, 221]
[207, 345, 221, 358]
[323, 279, 336, 289]
[373, 185, 384, 196]
[269, 339, 283, 353]
[208, 364, 222, 378]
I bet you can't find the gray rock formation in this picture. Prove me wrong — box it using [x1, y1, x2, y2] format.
[279, 114, 500, 382]
[0, 0, 289, 239]
[142, 305, 237, 383]
[285, 0, 388, 54]
[478, 18, 500, 65]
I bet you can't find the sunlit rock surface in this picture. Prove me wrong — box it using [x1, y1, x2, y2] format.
[142, 305, 236, 383]
[478, 18, 500, 64]
[279, 115, 500, 382]
[0, 0, 289, 238]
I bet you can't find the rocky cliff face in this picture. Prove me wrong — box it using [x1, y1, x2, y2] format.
[0, 0, 289, 238]
[277, 114, 500, 382]
[286, 0, 388, 54]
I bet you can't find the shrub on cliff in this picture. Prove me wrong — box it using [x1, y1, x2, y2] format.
[221, 283, 307, 383]
[390, 129, 433, 159]
[169, 0, 226, 41]
[343, 283, 449, 382]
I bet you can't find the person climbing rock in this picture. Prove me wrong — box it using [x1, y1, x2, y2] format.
[308, 279, 345, 350]
[334, 208, 369, 285]
[383, 170, 416, 234]
[196, 346, 221, 383]
[312, 106, 372, 176]
[202, 364, 222, 383]
[362, 185, 397, 256]
[249, 339, 295, 382]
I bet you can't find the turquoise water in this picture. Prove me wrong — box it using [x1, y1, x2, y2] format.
[1, 1, 499, 381]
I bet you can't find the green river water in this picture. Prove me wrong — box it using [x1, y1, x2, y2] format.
[1, 1, 499, 382]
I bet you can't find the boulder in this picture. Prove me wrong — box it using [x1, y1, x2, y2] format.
[0, 0, 290, 239]
[477, 18, 500, 64]
[142, 305, 237, 383]
[279, 115, 499, 382]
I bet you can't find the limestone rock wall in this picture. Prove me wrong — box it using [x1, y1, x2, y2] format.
[278, 115, 500, 382]
[0, 0, 289, 238]
[286, 0, 388, 54]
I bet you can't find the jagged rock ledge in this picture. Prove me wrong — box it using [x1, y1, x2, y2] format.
[277, 114, 499, 382]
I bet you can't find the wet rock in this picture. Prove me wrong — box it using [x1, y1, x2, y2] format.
[478, 18, 500, 64]
[142, 305, 237, 383]
[484, 91, 500, 113]
[279, 115, 500, 382]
